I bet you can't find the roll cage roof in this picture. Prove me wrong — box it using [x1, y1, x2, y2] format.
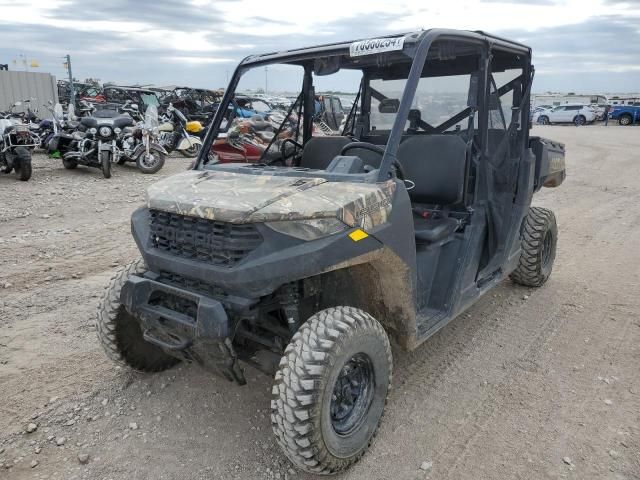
[199, 29, 533, 180]
[238, 29, 530, 67]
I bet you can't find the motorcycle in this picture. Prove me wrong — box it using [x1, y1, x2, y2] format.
[117, 105, 168, 174]
[1, 99, 39, 122]
[157, 104, 203, 157]
[61, 108, 134, 178]
[119, 100, 144, 122]
[47, 104, 82, 159]
[0, 115, 37, 181]
[210, 112, 299, 165]
[29, 101, 60, 151]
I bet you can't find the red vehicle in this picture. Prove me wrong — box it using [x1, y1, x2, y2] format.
[210, 112, 300, 165]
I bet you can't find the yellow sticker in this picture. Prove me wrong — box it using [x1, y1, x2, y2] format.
[349, 229, 369, 242]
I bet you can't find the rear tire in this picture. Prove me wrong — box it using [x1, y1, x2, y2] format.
[619, 114, 632, 126]
[13, 146, 32, 181]
[96, 259, 179, 372]
[574, 115, 586, 126]
[510, 207, 558, 287]
[101, 150, 112, 178]
[272, 307, 392, 474]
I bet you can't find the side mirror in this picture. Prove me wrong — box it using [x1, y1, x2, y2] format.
[314, 57, 341, 76]
[378, 98, 400, 114]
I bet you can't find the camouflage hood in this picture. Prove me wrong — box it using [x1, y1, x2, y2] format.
[146, 170, 396, 230]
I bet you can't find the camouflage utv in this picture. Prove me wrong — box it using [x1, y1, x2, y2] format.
[97, 29, 566, 474]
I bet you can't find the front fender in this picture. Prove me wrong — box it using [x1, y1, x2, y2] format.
[150, 142, 169, 155]
[132, 142, 169, 158]
[177, 136, 202, 150]
[98, 140, 115, 151]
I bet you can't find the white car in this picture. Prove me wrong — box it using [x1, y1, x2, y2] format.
[534, 104, 596, 126]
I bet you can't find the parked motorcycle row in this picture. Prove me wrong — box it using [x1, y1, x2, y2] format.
[1, 87, 350, 182]
[0, 98, 204, 181]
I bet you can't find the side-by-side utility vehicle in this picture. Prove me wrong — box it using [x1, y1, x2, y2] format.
[97, 29, 566, 474]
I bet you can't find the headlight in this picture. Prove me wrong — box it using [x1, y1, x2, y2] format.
[99, 126, 112, 137]
[114, 127, 122, 134]
[265, 218, 348, 241]
[88, 128, 97, 134]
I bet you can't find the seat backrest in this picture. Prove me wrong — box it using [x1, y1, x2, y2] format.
[397, 135, 468, 205]
[300, 136, 352, 170]
[300, 136, 387, 171]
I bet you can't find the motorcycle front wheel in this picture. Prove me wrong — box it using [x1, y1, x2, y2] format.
[180, 142, 201, 158]
[13, 146, 32, 181]
[101, 151, 112, 179]
[136, 148, 166, 174]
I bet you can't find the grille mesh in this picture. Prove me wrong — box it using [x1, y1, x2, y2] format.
[149, 210, 262, 267]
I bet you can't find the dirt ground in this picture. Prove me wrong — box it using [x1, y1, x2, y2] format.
[1, 126, 639, 480]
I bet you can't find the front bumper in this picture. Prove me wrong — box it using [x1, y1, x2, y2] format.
[120, 272, 247, 384]
[131, 207, 383, 299]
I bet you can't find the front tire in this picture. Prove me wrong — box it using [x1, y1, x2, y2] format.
[62, 156, 78, 169]
[271, 307, 392, 474]
[180, 142, 201, 158]
[136, 148, 166, 174]
[13, 146, 32, 181]
[510, 207, 558, 287]
[539, 115, 549, 125]
[96, 259, 179, 372]
[100, 150, 112, 178]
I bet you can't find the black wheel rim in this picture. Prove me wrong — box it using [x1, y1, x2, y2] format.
[541, 230, 553, 267]
[330, 353, 375, 436]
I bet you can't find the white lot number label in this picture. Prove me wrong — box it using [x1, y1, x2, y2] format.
[349, 37, 405, 57]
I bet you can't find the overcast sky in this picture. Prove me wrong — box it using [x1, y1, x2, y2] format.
[1, 0, 639, 93]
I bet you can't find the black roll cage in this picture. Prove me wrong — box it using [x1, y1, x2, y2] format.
[197, 29, 532, 183]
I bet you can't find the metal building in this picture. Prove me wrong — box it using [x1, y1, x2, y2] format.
[0, 70, 59, 112]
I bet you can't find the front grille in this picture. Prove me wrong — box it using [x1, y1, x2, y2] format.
[149, 210, 262, 267]
[158, 271, 228, 300]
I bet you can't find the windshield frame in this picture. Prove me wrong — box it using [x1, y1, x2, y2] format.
[195, 29, 531, 181]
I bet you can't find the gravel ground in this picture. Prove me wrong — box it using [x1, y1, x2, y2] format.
[0, 126, 639, 480]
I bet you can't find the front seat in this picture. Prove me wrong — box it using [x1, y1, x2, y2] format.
[300, 136, 352, 170]
[300, 136, 386, 171]
[397, 135, 468, 244]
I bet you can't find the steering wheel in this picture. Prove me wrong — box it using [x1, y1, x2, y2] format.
[340, 141, 406, 180]
[280, 137, 303, 157]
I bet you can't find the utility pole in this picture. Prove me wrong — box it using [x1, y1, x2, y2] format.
[65, 54, 75, 106]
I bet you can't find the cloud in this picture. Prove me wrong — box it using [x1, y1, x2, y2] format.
[0, 0, 638, 91]
[500, 15, 640, 91]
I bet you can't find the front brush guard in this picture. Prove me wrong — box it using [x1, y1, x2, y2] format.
[120, 273, 246, 384]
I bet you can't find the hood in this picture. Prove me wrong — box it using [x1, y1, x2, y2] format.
[146, 170, 396, 230]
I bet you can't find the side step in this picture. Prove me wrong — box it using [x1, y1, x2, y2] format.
[416, 308, 451, 341]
